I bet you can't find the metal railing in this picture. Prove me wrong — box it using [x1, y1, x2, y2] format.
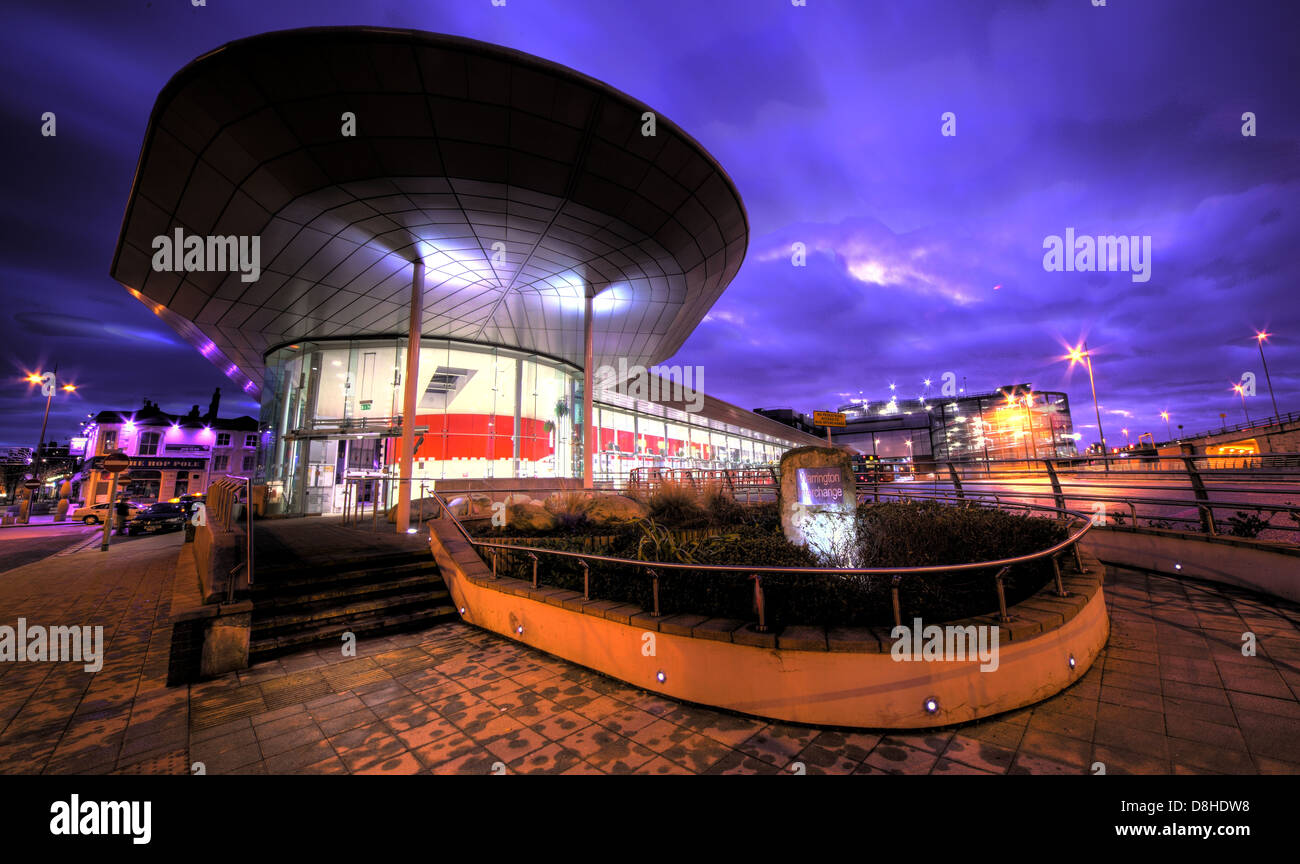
[207, 474, 254, 592]
[337, 475, 395, 528]
[426, 487, 1093, 631]
[1170, 410, 1300, 443]
[862, 453, 1300, 542]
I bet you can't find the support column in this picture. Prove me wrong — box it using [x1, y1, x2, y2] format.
[583, 291, 594, 489]
[396, 261, 424, 532]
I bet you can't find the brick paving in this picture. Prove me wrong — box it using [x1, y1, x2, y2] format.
[2, 532, 1299, 774]
[0, 531, 187, 774]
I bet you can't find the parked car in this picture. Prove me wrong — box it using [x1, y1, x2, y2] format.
[71, 501, 142, 525]
[170, 493, 207, 519]
[126, 502, 186, 536]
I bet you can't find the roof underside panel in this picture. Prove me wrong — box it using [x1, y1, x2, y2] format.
[111, 28, 749, 396]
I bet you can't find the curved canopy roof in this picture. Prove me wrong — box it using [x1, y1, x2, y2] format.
[111, 27, 748, 398]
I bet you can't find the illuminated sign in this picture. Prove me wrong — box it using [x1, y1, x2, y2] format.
[796, 467, 846, 506]
[68, 437, 88, 455]
[812, 411, 846, 427]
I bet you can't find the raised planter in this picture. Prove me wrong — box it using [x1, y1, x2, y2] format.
[430, 519, 1109, 729]
[1082, 526, 1300, 603]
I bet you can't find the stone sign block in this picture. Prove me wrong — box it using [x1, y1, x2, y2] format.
[779, 446, 857, 566]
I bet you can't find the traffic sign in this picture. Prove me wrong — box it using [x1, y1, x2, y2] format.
[101, 451, 131, 473]
[23, 479, 40, 490]
[812, 411, 846, 428]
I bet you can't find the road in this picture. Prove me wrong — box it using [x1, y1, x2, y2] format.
[0, 523, 156, 574]
[860, 473, 1300, 541]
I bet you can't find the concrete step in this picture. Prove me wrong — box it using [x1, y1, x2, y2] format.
[248, 604, 458, 661]
[253, 551, 434, 588]
[253, 586, 452, 635]
[252, 563, 441, 602]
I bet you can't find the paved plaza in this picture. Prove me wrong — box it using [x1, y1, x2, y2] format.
[1, 531, 1298, 775]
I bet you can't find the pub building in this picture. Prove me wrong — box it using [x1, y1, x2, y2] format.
[79, 388, 260, 505]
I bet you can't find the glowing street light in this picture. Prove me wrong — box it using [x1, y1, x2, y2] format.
[1254, 330, 1280, 421]
[1232, 382, 1252, 425]
[1065, 342, 1107, 470]
[1121, 428, 1130, 447]
[19, 364, 79, 519]
[1160, 411, 1172, 441]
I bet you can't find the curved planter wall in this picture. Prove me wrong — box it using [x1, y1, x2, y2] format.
[430, 523, 1110, 729]
[1082, 527, 1300, 604]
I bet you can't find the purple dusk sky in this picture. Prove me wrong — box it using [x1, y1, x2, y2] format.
[1, 0, 1297, 451]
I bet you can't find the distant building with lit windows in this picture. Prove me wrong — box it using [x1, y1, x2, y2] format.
[760, 384, 1078, 468]
[80, 388, 259, 504]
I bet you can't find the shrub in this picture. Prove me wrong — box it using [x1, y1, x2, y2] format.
[1226, 510, 1270, 539]
[546, 491, 592, 529]
[491, 500, 1067, 629]
[647, 480, 707, 527]
[700, 481, 746, 526]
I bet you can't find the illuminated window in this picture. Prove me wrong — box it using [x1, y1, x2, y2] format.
[138, 431, 161, 456]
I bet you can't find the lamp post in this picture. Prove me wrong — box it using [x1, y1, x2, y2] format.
[1160, 411, 1171, 442]
[1254, 330, 1280, 421]
[1233, 383, 1251, 425]
[1121, 427, 1130, 448]
[1066, 343, 1107, 472]
[22, 365, 76, 519]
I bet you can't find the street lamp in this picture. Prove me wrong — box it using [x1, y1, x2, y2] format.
[20, 365, 78, 521]
[1160, 411, 1172, 441]
[1254, 330, 1280, 421]
[1066, 342, 1108, 471]
[1122, 427, 1130, 448]
[1233, 382, 1251, 425]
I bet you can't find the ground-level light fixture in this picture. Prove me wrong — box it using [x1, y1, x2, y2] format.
[923, 696, 939, 715]
[1068, 654, 1077, 671]
[656, 670, 667, 684]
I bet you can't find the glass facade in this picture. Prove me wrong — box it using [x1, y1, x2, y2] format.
[930, 389, 1077, 463]
[833, 386, 1078, 468]
[260, 338, 801, 515]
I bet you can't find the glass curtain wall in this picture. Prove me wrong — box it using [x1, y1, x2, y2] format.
[260, 338, 809, 515]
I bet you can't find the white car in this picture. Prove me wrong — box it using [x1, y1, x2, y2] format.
[71, 502, 142, 524]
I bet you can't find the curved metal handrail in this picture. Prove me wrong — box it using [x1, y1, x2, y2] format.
[427, 487, 1092, 627]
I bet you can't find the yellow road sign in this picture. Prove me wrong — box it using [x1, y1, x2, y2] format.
[813, 411, 846, 427]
